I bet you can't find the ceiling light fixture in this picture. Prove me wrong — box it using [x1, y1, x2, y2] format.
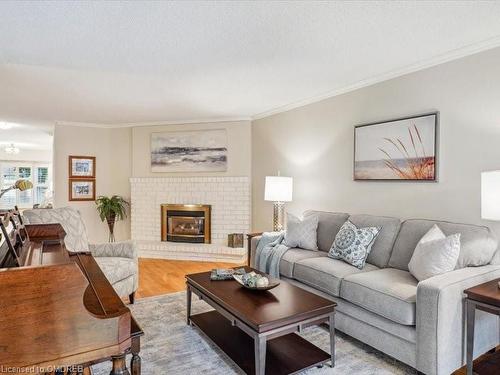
[4, 143, 20, 154]
[0, 122, 13, 130]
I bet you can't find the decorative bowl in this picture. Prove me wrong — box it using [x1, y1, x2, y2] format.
[233, 274, 280, 291]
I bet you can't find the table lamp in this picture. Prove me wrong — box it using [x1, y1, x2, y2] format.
[264, 174, 293, 231]
[481, 171, 500, 221]
[481, 170, 500, 288]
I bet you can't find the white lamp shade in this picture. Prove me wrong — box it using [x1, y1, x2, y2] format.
[265, 176, 293, 202]
[481, 170, 500, 220]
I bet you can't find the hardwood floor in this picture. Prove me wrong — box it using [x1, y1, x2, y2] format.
[136, 258, 240, 298]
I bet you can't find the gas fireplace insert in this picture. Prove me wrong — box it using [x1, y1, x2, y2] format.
[161, 204, 211, 244]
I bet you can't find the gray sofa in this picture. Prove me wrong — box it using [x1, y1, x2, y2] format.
[250, 211, 500, 375]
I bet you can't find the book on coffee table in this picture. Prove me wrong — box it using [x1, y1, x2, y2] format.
[210, 268, 245, 281]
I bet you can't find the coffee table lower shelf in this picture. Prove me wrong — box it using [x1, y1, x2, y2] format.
[190, 310, 330, 375]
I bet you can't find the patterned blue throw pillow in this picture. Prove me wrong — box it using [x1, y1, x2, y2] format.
[328, 220, 381, 269]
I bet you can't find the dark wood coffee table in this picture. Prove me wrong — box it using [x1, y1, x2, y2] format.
[186, 268, 336, 375]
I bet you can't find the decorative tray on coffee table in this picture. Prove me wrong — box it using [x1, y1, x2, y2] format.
[233, 274, 280, 291]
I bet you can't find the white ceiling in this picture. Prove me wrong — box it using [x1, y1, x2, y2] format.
[1, 1, 500, 126]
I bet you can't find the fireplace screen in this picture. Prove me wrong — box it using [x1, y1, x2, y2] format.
[161, 204, 211, 244]
[168, 216, 204, 236]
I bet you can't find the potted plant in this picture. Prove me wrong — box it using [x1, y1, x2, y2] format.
[95, 195, 129, 242]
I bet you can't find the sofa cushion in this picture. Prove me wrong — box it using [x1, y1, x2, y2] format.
[279, 248, 327, 278]
[340, 268, 418, 325]
[389, 219, 498, 271]
[293, 256, 379, 297]
[95, 257, 137, 285]
[303, 210, 349, 252]
[348, 214, 401, 268]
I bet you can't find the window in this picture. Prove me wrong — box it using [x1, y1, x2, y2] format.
[35, 167, 50, 205]
[0, 162, 52, 209]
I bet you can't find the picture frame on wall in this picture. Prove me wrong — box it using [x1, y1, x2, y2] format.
[151, 129, 228, 172]
[69, 179, 96, 201]
[354, 112, 438, 181]
[69, 156, 96, 178]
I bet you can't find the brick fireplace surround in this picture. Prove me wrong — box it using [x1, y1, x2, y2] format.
[130, 177, 250, 263]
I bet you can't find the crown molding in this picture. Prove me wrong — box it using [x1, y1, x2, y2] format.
[252, 35, 500, 120]
[55, 35, 500, 126]
[55, 117, 252, 129]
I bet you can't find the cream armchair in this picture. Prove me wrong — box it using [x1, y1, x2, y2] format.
[23, 206, 138, 303]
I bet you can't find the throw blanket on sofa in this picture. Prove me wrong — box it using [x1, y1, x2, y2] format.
[254, 232, 289, 278]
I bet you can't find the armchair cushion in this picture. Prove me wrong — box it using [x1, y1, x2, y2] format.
[89, 241, 138, 260]
[23, 207, 90, 252]
[94, 257, 137, 285]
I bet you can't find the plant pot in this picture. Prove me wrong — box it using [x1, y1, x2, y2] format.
[106, 213, 116, 242]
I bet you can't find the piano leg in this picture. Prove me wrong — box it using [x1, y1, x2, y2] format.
[130, 337, 141, 375]
[110, 354, 130, 375]
[130, 353, 141, 375]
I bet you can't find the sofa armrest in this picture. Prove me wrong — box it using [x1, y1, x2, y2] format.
[416, 265, 500, 375]
[89, 240, 138, 261]
[250, 235, 262, 268]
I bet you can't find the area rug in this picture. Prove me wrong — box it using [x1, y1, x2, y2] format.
[92, 291, 415, 374]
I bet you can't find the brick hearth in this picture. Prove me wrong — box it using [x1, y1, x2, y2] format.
[130, 177, 250, 263]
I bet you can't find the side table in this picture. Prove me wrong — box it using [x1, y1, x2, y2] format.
[464, 279, 500, 375]
[246, 232, 263, 266]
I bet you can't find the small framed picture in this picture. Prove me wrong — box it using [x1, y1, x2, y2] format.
[69, 156, 96, 178]
[69, 179, 96, 201]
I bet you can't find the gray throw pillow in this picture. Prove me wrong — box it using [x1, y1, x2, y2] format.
[283, 213, 319, 251]
[328, 220, 381, 269]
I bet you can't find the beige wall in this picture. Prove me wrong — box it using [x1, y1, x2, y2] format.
[53, 125, 132, 243]
[132, 121, 251, 177]
[53, 120, 251, 243]
[252, 47, 500, 239]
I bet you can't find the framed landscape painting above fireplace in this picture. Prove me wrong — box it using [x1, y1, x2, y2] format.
[354, 112, 438, 181]
[151, 129, 228, 172]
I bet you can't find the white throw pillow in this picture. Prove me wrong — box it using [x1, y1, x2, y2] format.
[283, 213, 319, 251]
[408, 224, 461, 281]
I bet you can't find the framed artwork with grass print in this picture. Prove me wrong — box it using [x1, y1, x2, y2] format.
[69, 156, 96, 179]
[354, 112, 438, 181]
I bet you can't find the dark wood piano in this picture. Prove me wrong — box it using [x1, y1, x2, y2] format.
[0, 209, 143, 374]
